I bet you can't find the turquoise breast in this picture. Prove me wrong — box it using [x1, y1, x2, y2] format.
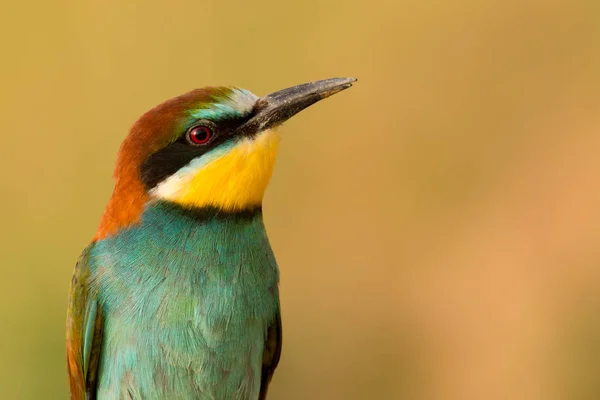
[89, 202, 279, 400]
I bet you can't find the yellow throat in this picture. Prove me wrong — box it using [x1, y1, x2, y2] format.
[150, 129, 280, 210]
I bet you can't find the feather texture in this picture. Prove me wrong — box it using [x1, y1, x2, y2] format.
[79, 202, 280, 399]
[66, 244, 103, 400]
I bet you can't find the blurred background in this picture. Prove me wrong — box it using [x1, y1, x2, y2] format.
[1, 0, 600, 399]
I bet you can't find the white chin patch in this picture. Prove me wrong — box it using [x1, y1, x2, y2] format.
[150, 171, 189, 200]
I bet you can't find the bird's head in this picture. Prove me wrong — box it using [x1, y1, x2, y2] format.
[95, 78, 356, 239]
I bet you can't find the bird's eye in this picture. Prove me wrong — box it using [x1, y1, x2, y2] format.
[186, 125, 213, 145]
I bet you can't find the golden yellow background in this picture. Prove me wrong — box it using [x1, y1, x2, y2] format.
[2, 0, 600, 399]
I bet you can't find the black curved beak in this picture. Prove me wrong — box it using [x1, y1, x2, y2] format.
[238, 77, 357, 135]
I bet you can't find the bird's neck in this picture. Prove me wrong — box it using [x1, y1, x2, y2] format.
[143, 200, 264, 229]
[98, 201, 269, 260]
[95, 129, 279, 241]
[95, 175, 149, 241]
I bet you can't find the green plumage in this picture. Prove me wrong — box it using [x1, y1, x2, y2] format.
[72, 202, 280, 399]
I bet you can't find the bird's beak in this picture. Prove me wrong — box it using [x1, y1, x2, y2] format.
[238, 77, 357, 136]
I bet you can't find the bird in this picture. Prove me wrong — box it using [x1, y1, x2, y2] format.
[65, 77, 356, 400]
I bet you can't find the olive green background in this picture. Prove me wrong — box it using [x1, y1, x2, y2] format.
[2, 0, 600, 399]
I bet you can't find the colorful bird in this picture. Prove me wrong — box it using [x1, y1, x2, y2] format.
[66, 78, 356, 400]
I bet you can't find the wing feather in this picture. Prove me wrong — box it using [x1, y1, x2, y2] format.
[258, 309, 282, 400]
[66, 244, 103, 400]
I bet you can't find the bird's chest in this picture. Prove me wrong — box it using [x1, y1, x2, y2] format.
[89, 208, 279, 399]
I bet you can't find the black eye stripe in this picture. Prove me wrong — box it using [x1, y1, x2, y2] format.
[140, 143, 202, 190]
[140, 116, 252, 190]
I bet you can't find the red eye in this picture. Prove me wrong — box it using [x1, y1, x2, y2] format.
[187, 125, 212, 145]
